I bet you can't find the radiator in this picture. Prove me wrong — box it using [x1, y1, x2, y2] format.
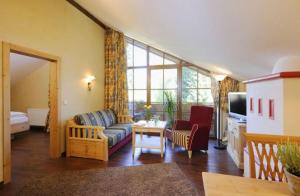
[27, 108, 49, 126]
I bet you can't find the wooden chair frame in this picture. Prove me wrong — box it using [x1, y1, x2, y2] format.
[66, 114, 133, 161]
[245, 133, 300, 182]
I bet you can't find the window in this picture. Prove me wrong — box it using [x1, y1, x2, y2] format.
[150, 68, 178, 120]
[126, 37, 213, 121]
[182, 67, 213, 120]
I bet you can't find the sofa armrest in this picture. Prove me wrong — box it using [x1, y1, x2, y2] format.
[174, 120, 192, 130]
[117, 115, 134, 124]
[66, 119, 107, 140]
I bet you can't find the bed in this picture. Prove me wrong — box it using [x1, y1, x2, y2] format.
[10, 111, 30, 134]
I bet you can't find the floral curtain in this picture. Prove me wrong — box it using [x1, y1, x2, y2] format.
[104, 28, 129, 116]
[220, 77, 240, 112]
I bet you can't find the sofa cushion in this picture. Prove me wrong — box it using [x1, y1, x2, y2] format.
[103, 129, 127, 148]
[106, 109, 117, 125]
[106, 124, 132, 136]
[74, 112, 106, 127]
[97, 110, 114, 128]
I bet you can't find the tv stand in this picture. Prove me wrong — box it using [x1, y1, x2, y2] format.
[227, 117, 246, 169]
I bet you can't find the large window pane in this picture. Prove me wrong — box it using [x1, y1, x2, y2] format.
[182, 67, 197, 88]
[126, 43, 133, 67]
[133, 90, 147, 102]
[151, 90, 164, 103]
[149, 48, 163, 65]
[134, 45, 147, 66]
[151, 103, 164, 112]
[151, 69, 163, 89]
[134, 68, 147, 89]
[128, 102, 134, 116]
[134, 101, 146, 120]
[182, 89, 197, 103]
[127, 69, 133, 89]
[198, 89, 213, 104]
[198, 73, 211, 88]
[182, 103, 194, 113]
[164, 69, 177, 89]
[163, 90, 177, 102]
[128, 90, 134, 102]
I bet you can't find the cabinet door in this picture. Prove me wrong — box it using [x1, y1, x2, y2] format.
[233, 127, 239, 157]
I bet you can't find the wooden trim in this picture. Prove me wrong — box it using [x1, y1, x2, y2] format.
[66, 120, 108, 161]
[243, 71, 300, 84]
[1, 42, 61, 183]
[9, 43, 59, 62]
[125, 36, 211, 74]
[2, 42, 11, 183]
[66, 0, 107, 30]
[245, 133, 300, 181]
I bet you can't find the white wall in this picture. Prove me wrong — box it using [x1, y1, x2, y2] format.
[11, 62, 49, 113]
[246, 79, 284, 134]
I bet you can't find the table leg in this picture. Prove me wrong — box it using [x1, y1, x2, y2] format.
[160, 131, 164, 158]
[132, 129, 135, 158]
[140, 131, 143, 141]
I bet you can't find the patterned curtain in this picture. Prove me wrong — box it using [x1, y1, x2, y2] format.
[220, 77, 240, 112]
[104, 28, 129, 116]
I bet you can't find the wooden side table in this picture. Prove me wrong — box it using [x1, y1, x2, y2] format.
[132, 120, 167, 158]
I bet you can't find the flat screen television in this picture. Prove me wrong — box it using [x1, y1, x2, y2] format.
[228, 92, 247, 122]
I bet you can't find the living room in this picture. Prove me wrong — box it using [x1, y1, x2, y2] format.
[1, 0, 300, 195]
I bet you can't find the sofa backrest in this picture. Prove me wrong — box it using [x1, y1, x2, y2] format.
[74, 109, 117, 128]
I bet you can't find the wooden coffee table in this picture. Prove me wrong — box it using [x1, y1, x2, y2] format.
[132, 120, 167, 158]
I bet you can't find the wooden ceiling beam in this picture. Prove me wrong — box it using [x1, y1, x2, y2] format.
[66, 0, 107, 30]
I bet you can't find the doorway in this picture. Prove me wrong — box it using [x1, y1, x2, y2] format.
[1, 42, 60, 183]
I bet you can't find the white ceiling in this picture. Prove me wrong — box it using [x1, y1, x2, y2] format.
[10, 53, 48, 86]
[75, 0, 300, 80]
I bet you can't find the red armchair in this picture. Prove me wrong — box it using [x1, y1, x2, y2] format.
[170, 105, 214, 158]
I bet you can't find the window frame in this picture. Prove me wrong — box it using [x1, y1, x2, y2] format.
[126, 37, 213, 120]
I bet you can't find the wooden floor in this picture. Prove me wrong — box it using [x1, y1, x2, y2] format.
[0, 129, 243, 195]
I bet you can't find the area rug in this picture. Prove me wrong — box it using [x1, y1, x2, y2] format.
[18, 163, 199, 196]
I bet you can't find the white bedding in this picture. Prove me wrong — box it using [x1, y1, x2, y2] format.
[10, 111, 29, 125]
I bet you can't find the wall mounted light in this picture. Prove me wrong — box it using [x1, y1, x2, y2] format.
[85, 75, 96, 91]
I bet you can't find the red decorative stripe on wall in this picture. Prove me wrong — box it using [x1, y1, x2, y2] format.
[269, 99, 274, 120]
[258, 98, 263, 116]
[250, 97, 254, 112]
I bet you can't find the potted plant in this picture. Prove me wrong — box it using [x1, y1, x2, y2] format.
[164, 91, 176, 128]
[277, 142, 300, 195]
[144, 104, 152, 122]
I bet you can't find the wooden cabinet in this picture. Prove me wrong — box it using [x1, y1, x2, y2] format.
[227, 117, 246, 169]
